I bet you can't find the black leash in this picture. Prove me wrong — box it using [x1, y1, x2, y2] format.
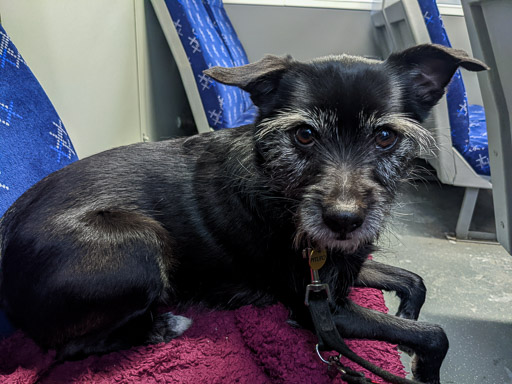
[304, 248, 422, 384]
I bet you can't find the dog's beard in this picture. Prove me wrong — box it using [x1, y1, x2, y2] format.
[293, 191, 389, 253]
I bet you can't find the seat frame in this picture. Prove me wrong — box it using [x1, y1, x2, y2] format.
[462, 0, 512, 253]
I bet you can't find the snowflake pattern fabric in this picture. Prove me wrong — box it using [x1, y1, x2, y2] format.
[0, 25, 78, 217]
[165, 0, 258, 130]
[418, 0, 490, 176]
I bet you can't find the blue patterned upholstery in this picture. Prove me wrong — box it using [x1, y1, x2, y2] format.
[418, 0, 490, 176]
[467, 104, 490, 175]
[0, 25, 78, 217]
[164, 0, 257, 129]
[0, 25, 78, 336]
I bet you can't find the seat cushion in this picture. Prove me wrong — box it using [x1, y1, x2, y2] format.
[165, 0, 257, 129]
[0, 25, 78, 218]
[233, 103, 258, 127]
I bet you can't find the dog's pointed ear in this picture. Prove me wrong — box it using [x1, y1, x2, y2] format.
[203, 54, 293, 107]
[385, 44, 489, 120]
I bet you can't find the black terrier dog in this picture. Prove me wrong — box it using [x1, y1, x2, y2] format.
[0, 44, 487, 383]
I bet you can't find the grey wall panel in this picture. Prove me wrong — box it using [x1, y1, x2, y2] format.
[225, 5, 380, 61]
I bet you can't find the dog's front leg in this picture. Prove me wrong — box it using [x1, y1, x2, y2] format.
[355, 259, 426, 320]
[333, 301, 448, 384]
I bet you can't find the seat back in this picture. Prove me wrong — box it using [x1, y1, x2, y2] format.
[0, 24, 78, 337]
[418, 0, 471, 156]
[158, 0, 257, 130]
[0, 24, 78, 218]
[203, 0, 249, 68]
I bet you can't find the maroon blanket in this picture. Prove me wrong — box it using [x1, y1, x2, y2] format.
[0, 288, 406, 383]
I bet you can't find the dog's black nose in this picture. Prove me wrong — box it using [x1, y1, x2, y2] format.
[322, 208, 364, 238]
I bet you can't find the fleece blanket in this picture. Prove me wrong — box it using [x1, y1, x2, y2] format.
[0, 287, 406, 384]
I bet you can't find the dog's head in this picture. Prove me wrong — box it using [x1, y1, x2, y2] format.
[205, 44, 488, 252]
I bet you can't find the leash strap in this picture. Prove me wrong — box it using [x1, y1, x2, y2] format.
[303, 248, 422, 384]
[307, 292, 421, 384]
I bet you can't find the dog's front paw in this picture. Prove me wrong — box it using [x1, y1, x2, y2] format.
[395, 277, 426, 321]
[411, 354, 442, 384]
[409, 325, 448, 384]
[396, 300, 423, 320]
[398, 344, 415, 356]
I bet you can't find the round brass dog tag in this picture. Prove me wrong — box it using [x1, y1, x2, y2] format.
[309, 249, 327, 270]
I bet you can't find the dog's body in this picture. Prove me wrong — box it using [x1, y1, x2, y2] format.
[0, 44, 487, 383]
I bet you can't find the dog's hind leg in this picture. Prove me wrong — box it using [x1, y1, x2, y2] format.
[1, 209, 190, 360]
[354, 259, 426, 320]
[56, 308, 191, 361]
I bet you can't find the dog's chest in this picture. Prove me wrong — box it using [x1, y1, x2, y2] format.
[170, 228, 364, 311]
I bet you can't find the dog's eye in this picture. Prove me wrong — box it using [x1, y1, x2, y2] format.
[295, 126, 315, 147]
[375, 129, 398, 149]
